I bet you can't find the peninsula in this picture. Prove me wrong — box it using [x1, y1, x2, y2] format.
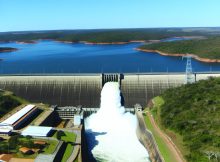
[137, 36, 220, 63]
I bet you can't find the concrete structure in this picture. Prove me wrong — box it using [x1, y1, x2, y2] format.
[21, 126, 52, 137]
[0, 104, 37, 130]
[34, 154, 55, 162]
[0, 123, 13, 135]
[55, 105, 82, 119]
[0, 127, 12, 136]
[136, 111, 163, 162]
[74, 115, 81, 126]
[0, 73, 219, 108]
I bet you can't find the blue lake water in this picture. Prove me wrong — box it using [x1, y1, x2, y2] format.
[0, 40, 220, 74]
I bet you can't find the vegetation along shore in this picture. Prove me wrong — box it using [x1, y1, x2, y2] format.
[138, 36, 220, 63]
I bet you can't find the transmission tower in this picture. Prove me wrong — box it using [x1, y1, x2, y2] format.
[182, 55, 195, 84]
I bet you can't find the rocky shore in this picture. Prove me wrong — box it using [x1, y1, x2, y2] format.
[136, 48, 220, 63]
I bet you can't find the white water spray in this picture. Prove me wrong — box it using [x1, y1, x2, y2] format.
[85, 82, 149, 162]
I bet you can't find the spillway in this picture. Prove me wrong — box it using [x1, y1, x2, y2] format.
[0, 73, 219, 107]
[85, 82, 149, 162]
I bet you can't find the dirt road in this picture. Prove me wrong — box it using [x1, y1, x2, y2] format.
[146, 111, 186, 162]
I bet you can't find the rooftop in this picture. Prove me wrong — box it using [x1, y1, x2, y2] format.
[21, 126, 52, 137]
[1, 104, 35, 126]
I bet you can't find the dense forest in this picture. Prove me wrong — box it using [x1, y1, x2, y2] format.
[139, 36, 220, 59]
[0, 90, 26, 117]
[0, 28, 219, 43]
[154, 77, 220, 161]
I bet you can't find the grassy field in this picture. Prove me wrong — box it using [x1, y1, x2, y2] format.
[143, 113, 175, 162]
[42, 140, 59, 154]
[15, 151, 38, 159]
[139, 36, 220, 59]
[0, 136, 58, 158]
[61, 131, 76, 143]
[53, 131, 77, 143]
[61, 143, 74, 162]
[52, 131, 77, 161]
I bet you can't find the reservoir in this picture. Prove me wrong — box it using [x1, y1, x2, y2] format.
[0, 40, 220, 74]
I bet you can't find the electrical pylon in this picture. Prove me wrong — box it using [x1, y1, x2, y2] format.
[182, 55, 195, 84]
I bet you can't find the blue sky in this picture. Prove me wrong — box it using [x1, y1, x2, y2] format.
[1, 0, 220, 32]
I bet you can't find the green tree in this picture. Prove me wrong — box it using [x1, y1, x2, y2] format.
[8, 135, 19, 149]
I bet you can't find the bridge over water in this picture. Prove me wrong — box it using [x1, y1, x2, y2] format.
[0, 72, 219, 107]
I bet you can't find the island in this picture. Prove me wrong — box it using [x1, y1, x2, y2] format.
[137, 36, 220, 63]
[0, 47, 18, 53]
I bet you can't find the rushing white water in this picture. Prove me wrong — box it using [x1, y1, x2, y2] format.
[85, 82, 149, 162]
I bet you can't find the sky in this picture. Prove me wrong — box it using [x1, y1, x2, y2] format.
[1, 0, 220, 32]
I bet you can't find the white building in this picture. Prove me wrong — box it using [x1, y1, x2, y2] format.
[0, 104, 37, 135]
[22, 126, 52, 137]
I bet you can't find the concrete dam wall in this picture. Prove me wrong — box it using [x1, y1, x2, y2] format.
[0, 73, 219, 107]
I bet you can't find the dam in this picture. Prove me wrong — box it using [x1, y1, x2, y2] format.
[0, 72, 220, 108]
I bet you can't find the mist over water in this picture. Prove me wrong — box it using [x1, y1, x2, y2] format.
[85, 82, 149, 162]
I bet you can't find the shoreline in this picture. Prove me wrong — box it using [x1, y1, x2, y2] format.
[0, 35, 203, 45]
[57, 40, 146, 45]
[15, 41, 37, 44]
[136, 48, 220, 63]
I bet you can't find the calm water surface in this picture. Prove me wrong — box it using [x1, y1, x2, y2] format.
[0, 40, 220, 74]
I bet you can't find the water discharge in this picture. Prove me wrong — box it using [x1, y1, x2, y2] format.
[85, 82, 150, 162]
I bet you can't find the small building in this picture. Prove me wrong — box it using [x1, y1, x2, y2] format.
[34, 140, 47, 145]
[21, 126, 52, 137]
[19, 147, 34, 155]
[0, 154, 13, 162]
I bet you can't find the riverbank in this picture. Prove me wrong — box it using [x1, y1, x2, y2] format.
[136, 48, 220, 63]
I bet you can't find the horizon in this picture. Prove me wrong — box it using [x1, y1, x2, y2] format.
[1, 26, 220, 33]
[1, 0, 220, 32]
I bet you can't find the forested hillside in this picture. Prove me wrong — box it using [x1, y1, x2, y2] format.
[153, 77, 220, 162]
[0, 28, 217, 43]
[0, 90, 27, 117]
[139, 36, 220, 59]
